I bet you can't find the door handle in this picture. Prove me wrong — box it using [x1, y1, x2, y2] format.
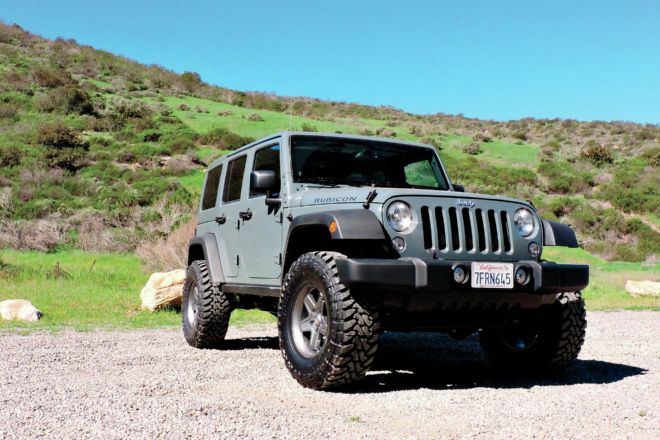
[215, 214, 226, 224]
[239, 209, 253, 220]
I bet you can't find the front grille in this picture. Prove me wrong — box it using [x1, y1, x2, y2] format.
[421, 205, 513, 255]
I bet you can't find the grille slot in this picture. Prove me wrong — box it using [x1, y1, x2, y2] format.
[418, 203, 514, 256]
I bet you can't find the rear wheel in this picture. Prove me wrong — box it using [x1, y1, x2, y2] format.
[182, 260, 231, 349]
[479, 291, 587, 372]
[278, 251, 380, 390]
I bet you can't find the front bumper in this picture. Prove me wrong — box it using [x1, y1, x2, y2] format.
[335, 258, 589, 295]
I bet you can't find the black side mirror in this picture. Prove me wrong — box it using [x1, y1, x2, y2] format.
[250, 170, 280, 206]
[453, 184, 465, 192]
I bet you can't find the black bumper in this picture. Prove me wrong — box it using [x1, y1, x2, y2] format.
[335, 258, 589, 295]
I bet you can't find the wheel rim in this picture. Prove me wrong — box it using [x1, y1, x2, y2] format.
[187, 286, 199, 327]
[291, 285, 329, 358]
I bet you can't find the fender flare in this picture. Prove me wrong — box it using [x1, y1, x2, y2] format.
[542, 219, 579, 248]
[188, 234, 226, 284]
[288, 209, 387, 241]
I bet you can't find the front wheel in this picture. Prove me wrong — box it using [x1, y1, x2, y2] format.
[278, 251, 380, 390]
[479, 291, 587, 372]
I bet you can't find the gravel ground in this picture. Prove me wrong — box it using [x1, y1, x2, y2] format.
[1, 311, 659, 439]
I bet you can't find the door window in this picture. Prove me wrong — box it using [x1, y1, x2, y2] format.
[250, 144, 281, 197]
[201, 164, 223, 210]
[222, 155, 247, 203]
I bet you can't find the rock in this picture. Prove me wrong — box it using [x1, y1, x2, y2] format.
[625, 280, 660, 297]
[140, 269, 186, 311]
[0, 300, 43, 322]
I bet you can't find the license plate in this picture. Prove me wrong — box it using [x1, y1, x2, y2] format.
[471, 262, 514, 289]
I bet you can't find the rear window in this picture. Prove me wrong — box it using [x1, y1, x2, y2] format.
[201, 164, 222, 210]
[222, 155, 247, 203]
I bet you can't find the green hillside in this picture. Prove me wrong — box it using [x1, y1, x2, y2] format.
[0, 22, 658, 329]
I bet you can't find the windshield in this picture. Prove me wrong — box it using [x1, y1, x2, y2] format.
[291, 136, 449, 190]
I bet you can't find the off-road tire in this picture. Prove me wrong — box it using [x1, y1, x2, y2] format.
[479, 291, 587, 372]
[182, 260, 231, 349]
[278, 251, 380, 390]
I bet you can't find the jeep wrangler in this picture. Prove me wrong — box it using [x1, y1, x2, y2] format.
[184, 132, 588, 390]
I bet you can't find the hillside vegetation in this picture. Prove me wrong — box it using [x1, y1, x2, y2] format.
[0, 22, 658, 263]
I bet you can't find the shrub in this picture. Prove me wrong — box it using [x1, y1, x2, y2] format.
[247, 112, 264, 121]
[300, 122, 317, 132]
[38, 85, 95, 115]
[0, 102, 19, 119]
[375, 127, 395, 137]
[580, 141, 613, 166]
[538, 161, 593, 194]
[473, 132, 492, 143]
[420, 137, 442, 150]
[32, 65, 73, 88]
[35, 122, 89, 171]
[194, 106, 209, 113]
[217, 110, 232, 116]
[463, 142, 481, 155]
[178, 103, 190, 111]
[198, 127, 254, 150]
[0, 146, 21, 167]
[511, 130, 528, 141]
[180, 71, 202, 92]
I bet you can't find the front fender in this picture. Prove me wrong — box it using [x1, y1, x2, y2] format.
[289, 209, 387, 240]
[542, 219, 579, 248]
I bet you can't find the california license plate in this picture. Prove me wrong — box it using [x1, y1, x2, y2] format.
[471, 262, 514, 289]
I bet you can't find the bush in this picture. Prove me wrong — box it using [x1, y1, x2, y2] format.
[32, 65, 73, 88]
[0, 146, 21, 167]
[538, 161, 593, 194]
[198, 127, 254, 150]
[35, 122, 89, 171]
[0, 102, 19, 119]
[463, 142, 481, 155]
[247, 112, 264, 122]
[300, 122, 317, 132]
[180, 71, 202, 92]
[178, 103, 190, 111]
[581, 141, 613, 166]
[37, 85, 95, 115]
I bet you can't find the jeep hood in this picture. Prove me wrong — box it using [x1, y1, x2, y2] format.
[292, 187, 535, 210]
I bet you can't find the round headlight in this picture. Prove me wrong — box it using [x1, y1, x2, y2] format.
[514, 208, 536, 237]
[386, 201, 413, 232]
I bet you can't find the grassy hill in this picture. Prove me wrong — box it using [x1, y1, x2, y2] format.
[0, 22, 658, 329]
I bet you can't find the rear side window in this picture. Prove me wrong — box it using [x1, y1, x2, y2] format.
[222, 155, 247, 203]
[201, 165, 222, 210]
[250, 144, 281, 197]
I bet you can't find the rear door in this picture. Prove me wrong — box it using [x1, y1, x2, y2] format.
[240, 142, 284, 279]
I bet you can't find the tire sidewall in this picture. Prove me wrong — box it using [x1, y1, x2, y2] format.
[182, 264, 202, 344]
[279, 256, 334, 379]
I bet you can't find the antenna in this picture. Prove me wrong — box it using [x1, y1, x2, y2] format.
[289, 96, 293, 131]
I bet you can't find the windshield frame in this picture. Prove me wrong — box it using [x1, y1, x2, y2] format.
[288, 134, 451, 191]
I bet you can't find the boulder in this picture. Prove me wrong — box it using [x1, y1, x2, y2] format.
[0, 300, 43, 322]
[140, 269, 186, 311]
[625, 280, 660, 297]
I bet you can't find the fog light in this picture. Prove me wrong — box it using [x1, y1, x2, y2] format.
[528, 242, 540, 259]
[392, 236, 406, 252]
[453, 265, 468, 284]
[515, 267, 530, 285]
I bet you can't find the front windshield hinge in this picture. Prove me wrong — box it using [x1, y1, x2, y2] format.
[363, 190, 378, 209]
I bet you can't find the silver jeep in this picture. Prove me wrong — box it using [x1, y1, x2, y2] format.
[184, 132, 589, 389]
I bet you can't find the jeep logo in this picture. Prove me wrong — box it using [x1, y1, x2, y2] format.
[456, 199, 475, 208]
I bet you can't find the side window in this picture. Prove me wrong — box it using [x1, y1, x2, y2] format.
[201, 164, 222, 210]
[222, 155, 247, 203]
[250, 144, 281, 197]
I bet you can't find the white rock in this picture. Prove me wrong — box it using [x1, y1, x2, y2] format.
[140, 269, 186, 311]
[625, 280, 660, 297]
[0, 300, 43, 322]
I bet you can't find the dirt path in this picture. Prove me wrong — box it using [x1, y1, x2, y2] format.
[1, 311, 659, 439]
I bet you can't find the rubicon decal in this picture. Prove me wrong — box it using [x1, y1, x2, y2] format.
[312, 196, 358, 204]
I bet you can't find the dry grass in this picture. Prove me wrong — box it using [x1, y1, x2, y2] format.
[136, 218, 195, 272]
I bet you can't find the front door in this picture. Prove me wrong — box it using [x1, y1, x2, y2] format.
[239, 142, 283, 279]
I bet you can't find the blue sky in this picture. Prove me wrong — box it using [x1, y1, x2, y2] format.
[1, 0, 659, 123]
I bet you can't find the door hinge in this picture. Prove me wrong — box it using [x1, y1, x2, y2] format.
[277, 212, 283, 224]
[236, 219, 240, 230]
[235, 255, 240, 265]
[278, 253, 282, 265]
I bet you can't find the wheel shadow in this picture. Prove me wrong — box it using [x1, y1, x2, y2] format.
[220, 336, 279, 350]
[344, 332, 647, 393]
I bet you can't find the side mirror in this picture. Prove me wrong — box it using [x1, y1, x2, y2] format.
[251, 170, 276, 191]
[250, 170, 280, 206]
[453, 184, 465, 192]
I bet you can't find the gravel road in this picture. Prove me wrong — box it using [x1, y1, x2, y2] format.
[1, 311, 658, 439]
